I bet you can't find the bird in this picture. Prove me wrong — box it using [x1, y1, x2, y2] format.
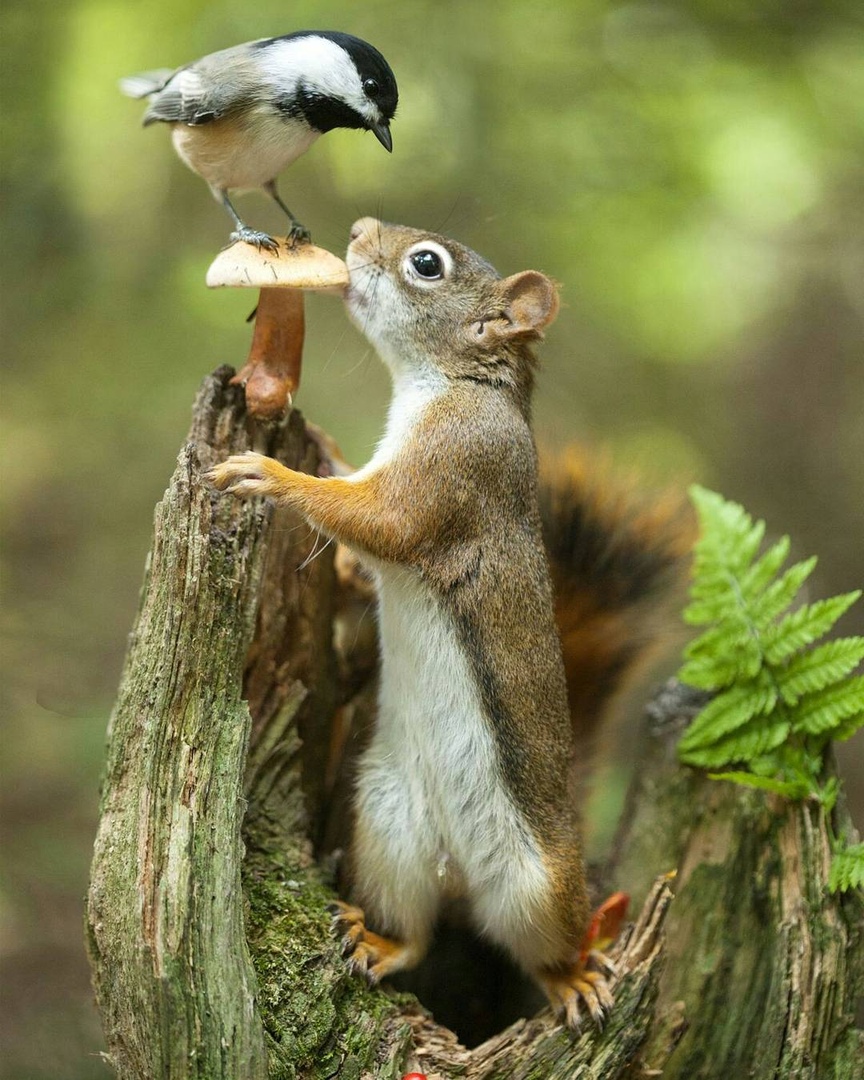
[120, 31, 398, 250]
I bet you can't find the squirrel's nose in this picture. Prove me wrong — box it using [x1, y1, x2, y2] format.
[349, 217, 380, 243]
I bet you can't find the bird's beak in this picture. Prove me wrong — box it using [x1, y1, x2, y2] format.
[370, 120, 393, 153]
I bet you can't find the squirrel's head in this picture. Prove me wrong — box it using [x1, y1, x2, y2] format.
[344, 217, 559, 388]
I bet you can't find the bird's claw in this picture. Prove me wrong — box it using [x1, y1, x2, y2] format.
[287, 222, 312, 247]
[229, 227, 281, 253]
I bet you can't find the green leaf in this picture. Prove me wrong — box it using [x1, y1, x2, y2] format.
[707, 771, 812, 798]
[828, 843, 864, 894]
[762, 591, 862, 665]
[679, 624, 762, 689]
[750, 557, 817, 630]
[778, 638, 864, 703]
[794, 676, 864, 736]
[689, 486, 765, 576]
[677, 487, 863, 803]
[830, 708, 864, 743]
[679, 678, 778, 752]
[741, 535, 790, 596]
[679, 653, 757, 690]
[680, 716, 790, 769]
[683, 594, 744, 627]
[818, 778, 840, 813]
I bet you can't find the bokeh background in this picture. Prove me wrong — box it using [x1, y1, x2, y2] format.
[2, 0, 862, 1075]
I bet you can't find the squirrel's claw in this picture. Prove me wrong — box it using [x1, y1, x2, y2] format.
[537, 892, 628, 1035]
[327, 899, 421, 985]
[587, 948, 618, 978]
[207, 451, 277, 498]
[537, 960, 613, 1034]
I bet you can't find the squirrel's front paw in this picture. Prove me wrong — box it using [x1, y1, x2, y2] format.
[207, 451, 281, 498]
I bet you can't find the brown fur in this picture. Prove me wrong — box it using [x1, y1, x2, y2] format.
[210, 218, 687, 1028]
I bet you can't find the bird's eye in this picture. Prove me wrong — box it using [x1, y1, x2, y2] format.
[409, 250, 444, 279]
[363, 78, 379, 96]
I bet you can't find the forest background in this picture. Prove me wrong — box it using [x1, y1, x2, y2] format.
[1, 1, 862, 1075]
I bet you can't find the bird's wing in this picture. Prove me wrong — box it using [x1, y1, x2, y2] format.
[140, 66, 227, 126]
[118, 69, 176, 99]
[138, 44, 261, 127]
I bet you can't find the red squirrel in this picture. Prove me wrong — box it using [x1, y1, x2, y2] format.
[209, 217, 689, 1029]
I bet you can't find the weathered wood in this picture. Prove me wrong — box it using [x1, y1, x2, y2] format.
[87, 369, 864, 1079]
[86, 368, 274, 1079]
[608, 684, 864, 1079]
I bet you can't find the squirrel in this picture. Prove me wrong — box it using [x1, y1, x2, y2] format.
[209, 217, 690, 1030]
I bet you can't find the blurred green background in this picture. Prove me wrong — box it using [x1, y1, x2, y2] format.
[1, 0, 862, 1075]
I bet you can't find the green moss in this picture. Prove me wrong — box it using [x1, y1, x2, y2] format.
[242, 829, 415, 1079]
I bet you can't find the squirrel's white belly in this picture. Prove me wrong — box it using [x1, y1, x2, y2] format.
[353, 565, 552, 953]
[171, 109, 319, 191]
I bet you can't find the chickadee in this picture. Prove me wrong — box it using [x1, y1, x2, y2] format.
[121, 31, 398, 249]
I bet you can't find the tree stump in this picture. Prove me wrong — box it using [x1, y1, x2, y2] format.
[86, 368, 863, 1079]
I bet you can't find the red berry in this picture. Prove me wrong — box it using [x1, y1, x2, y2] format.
[402, 1074, 427, 1080]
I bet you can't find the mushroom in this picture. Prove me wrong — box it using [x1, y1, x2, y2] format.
[207, 239, 349, 420]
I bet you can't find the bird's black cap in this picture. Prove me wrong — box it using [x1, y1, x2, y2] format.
[257, 30, 398, 137]
[317, 31, 398, 122]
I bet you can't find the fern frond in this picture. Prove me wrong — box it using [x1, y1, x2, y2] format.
[828, 843, 864, 894]
[794, 676, 864, 736]
[679, 716, 790, 769]
[762, 591, 862, 664]
[677, 487, 863, 808]
[679, 677, 777, 752]
[778, 638, 864, 703]
[832, 709, 864, 742]
[683, 592, 747, 627]
[679, 621, 761, 688]
[678, 651, 758, 690]
[707, 771, 811, 798]
[741, 535, 791, 596]
[688, 486, 765, 581]
[750, 557, 818, 630]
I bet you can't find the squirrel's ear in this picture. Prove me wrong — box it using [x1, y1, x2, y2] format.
[501, 271, 559, 334]
[472, 272, 559, 347]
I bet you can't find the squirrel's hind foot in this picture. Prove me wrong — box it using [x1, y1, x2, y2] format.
[536, 956, 615, 1032]
[328, 901, 424, 985]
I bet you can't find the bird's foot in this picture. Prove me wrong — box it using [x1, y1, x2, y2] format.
[229, 227, 280, 253]
[287, 221, 312, 247]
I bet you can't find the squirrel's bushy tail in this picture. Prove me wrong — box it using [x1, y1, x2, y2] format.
[539, 450, 694, 749]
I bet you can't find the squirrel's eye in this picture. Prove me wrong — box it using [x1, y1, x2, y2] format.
[363, 78, 379, 96]
[410, 250, 444, 279]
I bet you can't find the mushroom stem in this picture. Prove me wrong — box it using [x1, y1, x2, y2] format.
[206, 238, 348, 421]
[230, 287, 305, 421]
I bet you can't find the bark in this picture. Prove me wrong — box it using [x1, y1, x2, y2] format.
[87, 368, 863, 1080]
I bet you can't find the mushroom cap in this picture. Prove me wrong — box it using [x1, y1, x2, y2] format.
[206, 241, 349, 293]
